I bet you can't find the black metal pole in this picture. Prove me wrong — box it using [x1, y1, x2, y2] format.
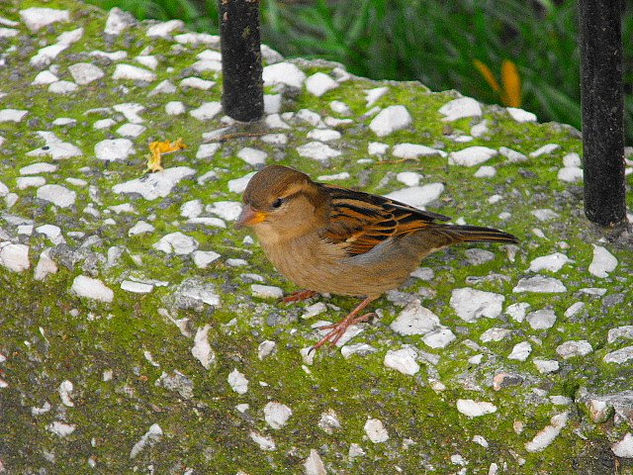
[580, 0, 626, 227]
[218, 0, 264, 122]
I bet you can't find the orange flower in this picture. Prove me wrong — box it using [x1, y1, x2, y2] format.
[474, 59, 521, 107]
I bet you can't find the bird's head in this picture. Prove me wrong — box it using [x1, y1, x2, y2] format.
[237, 165, 328, 242]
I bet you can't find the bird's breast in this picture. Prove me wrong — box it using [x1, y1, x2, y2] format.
[258, 234, 414, 297]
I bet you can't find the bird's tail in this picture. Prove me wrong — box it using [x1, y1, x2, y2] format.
[414, 224, 518, 252]
[443, 224, 518, 244]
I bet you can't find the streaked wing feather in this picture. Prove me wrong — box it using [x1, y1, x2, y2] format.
[321, 184, 448, 256]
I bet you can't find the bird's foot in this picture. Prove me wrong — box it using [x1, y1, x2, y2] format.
[310, 312, 375, 353]
[282, 289, 317, 304]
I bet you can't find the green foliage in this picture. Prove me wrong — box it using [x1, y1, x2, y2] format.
[86, 0, 633, 142]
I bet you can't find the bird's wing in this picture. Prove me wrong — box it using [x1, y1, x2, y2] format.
[320, 184, 450, 256]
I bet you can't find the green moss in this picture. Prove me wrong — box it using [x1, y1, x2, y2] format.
[2, 0, 633, 472]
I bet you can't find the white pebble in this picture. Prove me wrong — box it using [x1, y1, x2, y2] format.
[130, 423, 163, 459]
[228, 369, 249, 394]
[364, 418, 389, 443]
[450, 288, 504, 322]
[113, 64, 156, 82]
[513, 276, 567, 293]
[48, 80, 78, 94]
[35, 224, 65, 245]
[146, 19, 184, 38]
[165, 101, 186, 115]
[120, 281, 153, 294]
[563, 153, 581, 167]
[396, 172, 422, 187]
[508, 341, 532, 361]
[251, 284, 283, 299]
[506, 107, 537, 122]
[556, 340, 593, 359]
[306, 72, 338, 97]
[59, 380, 74, 407]
[384, 346, 420, 375]
[456, 399, 497, 418]
[612, 433, 633, 458]
[530, 143, 560, 158]
[533, 359, 559, 374]
[392, 143, 447, 159]
[189, 102, 222, 120]
[191, 325, 215, 369]
[297, 141, 341, 161]
[390, 301, 440, 335]
[608, 326, 633, 344]
[588, 245, 617, 278]
[113, 167, 195, 200]
[301, 302, 327, 320]
[34, 249, 58, 280]
[104, 8, 135, 35]
[439, 97, 482, 121]
[499, 146, 528, 163]
[263, 62, 306, 88]
[17, 176, 46, 189]
[603, 346, 633, 365]
[95, 138, 134, 162]
[528, 253, 572, 272]
[471, 120, 489, 137]
[526, 309, 557, 330]
[365, 87, 389, 107]
[368, 142, 389, 155]
[68, 63, 104, 85]
[180, 200, 202, 219]
[207, 201, 242, 221]
[474, 166, 496, 178]
[258, 340, 276, 360]
[20, 7, 70, 32]
[480, 327, 512, 342]
[47, 421, 76, 437]
[20, 162, 57, 175]
[195, 143, 220, 160]
[128, 221, 155, 236]
[237, 147, 267, 166]
[557, 167, 583, 183]
[532, 208, 559, 221]
[449, 146, 498, 167]
[307, 128, 341, 142]
[32, 70, 59, 85]
[264, 402, 293, 429]
[153, 232, 198, 255]
[116, 123, 145, 138]
[369, 105, 412, 137]
[0, 109, 28, 122]
[304, 449, 327, 475]
[36, 184, 76, 208]
[192, 250, 220, 269]
[525, 412, 568, 452]
[71, 275, 114, 303]
[94, 118, 116, 130]
[249, 431, 276, 451]
[180, 77, 215, 90]
[330, 100, 351, 115]
[423, 327, 456, 349]
[384, 183, 444, 208]
[264, 94, 282, 114]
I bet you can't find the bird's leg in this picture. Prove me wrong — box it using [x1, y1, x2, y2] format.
[282, 289, 317, 304]
[311, 296, 377, 351]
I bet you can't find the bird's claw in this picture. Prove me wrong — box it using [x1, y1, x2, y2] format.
[310, 312, 376, 352]
[281, 289, 317, 304]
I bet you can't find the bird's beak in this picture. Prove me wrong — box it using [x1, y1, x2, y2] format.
[236, 204, 267, 228]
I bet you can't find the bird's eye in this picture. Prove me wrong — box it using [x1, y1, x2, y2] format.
[271, 198, 284, 209]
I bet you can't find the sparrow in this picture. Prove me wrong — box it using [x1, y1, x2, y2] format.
[237, 165, 518, 351]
